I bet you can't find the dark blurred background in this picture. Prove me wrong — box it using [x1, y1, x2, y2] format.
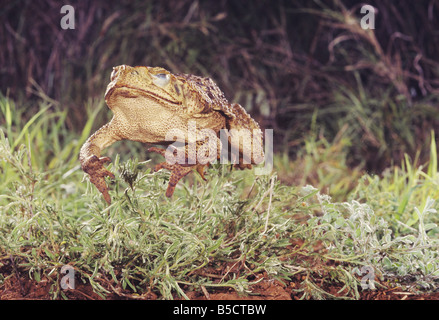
[1, 0, 438, 173]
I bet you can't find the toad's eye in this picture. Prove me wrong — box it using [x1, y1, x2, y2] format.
[152, 73, 170, 87]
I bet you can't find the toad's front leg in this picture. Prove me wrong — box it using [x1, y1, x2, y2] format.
[79, 120, 123, 204]
[148, 146, 209, 198]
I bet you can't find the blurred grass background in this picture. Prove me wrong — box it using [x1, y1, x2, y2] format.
[1, 0, 438, 175]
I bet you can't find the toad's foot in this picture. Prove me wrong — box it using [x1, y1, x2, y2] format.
[81, 155, 115, 204]
[148, 147, 207, 197]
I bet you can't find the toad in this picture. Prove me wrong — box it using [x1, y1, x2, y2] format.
[79, 65, 264, 203]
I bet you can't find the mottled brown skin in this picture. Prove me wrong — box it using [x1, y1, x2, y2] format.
[80, 65, 263, 203]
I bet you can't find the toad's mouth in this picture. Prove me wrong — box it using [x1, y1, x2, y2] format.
[105, 85, 181, 106]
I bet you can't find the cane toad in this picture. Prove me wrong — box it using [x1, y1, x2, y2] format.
[79, 65, 264, 203]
